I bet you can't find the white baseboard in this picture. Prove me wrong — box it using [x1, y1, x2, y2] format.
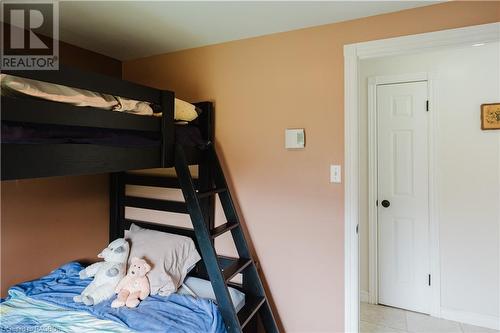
[360, 290, 370, 303]
[440, 307, 500, 331]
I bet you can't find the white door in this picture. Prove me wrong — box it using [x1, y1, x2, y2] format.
[377, 81, 430, 314]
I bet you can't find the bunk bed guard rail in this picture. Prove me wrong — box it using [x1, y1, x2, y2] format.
[1, 66, 176, 169]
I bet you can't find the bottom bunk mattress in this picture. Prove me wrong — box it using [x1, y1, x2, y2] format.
[0, 262, 227, 333]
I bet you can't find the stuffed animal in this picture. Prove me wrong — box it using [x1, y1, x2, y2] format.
[111, 257, 151, 308]
[73, 238, 129, 306]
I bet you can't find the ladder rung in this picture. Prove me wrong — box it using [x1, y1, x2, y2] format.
[222, 258, 252, 282]
[210, 222, 239, 238]
[197, 187, 226, 199]
[227, 281, 244, 291]
[238, 296, 266, 328]
[124, 196, 188, 214]
[124, 219, 196, 239]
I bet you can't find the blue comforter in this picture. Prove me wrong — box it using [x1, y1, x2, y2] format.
[2, 262, 227, 333]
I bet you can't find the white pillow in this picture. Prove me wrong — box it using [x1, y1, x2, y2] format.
[174, 98, 201, 121]
[178, 276, 246, 312]
[125, 224, 201, 296]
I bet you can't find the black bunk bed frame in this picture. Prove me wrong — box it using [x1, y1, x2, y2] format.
[1, 66, 279, 333]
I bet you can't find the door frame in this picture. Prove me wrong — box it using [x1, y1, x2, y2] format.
[367, 73, 440, 318]
[343, 22, 500, 333]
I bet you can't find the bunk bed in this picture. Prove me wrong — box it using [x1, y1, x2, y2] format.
[0, 66, 279, 333]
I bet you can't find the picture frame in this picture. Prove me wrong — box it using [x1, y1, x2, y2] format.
[481, 103, 500, 130]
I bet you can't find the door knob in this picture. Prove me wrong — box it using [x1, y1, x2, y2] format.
[381, 200, 391, 208]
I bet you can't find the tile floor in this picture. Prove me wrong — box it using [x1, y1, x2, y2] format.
[360, 302, 499, 333]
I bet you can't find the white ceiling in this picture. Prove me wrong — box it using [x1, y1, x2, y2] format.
[59, 1, 438, 60]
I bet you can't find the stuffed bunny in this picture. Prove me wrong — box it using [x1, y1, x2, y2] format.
[73, 238, 129, 306]
[111, 257, 151, 308]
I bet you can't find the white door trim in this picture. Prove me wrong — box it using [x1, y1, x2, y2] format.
[367, 73, 441, 317]
[344, 43, 360, 333]
[343, 22, 500, 333]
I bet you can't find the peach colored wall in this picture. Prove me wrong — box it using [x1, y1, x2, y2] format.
[123, 3, 499, 331]
[1, 176, 108, 294]
[0, 40, 119, 296]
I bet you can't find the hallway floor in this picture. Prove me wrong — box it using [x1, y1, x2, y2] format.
[360, 302, 499, 333]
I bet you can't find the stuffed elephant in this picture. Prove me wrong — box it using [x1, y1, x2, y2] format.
[73, 238, 129, 306]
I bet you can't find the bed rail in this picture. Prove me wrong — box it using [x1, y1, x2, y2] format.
[2, 144, 161, 180]
[1, 65, 179, 179]
[1, 96, 162, 132]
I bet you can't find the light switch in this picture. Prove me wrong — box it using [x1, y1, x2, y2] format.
[285, 128, 305, 149]
[330, 165, 341, 183]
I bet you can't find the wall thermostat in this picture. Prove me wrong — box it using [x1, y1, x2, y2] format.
[285, 128, 305, 149]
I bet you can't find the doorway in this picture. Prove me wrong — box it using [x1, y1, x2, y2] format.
[343, 22, 500, 333]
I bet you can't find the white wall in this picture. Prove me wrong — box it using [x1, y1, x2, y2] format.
[358, 42, 500, 328]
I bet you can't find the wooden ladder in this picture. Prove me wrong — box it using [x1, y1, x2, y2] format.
[174, 143, 279, 333]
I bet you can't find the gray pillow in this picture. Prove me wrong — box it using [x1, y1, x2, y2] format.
[125, 224, 201, 296]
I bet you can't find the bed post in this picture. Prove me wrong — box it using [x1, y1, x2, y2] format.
[189, 101, 215, 279]
[195, 101, 214, 146]
[109, 172, 125, 241]
[161, 91, 175, 167]
[196, 102, 215, 239]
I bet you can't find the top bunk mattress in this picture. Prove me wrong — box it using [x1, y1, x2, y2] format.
[0, 74, 201, 122]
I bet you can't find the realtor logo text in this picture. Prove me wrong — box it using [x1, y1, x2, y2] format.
[1, 1, 59, 70]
